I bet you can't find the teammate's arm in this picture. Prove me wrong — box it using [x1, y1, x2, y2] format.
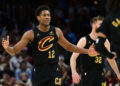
[2, 30, 33, 56]
[70, 37, 86, 84]
[56, 28, 88, 54]
[94, 32, 114, 59]
[93, 16, 114, 58]
[104, 39, 120, 78]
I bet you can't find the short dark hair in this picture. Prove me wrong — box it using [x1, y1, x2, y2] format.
[90, 16, 104, 25]
[106, 0, 120, 13]
[35, 5, 50, 16]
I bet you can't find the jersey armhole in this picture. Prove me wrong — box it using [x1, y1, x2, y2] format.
[54, 27, 59, 41]
[29, 29, 35, 44]
[83, 37, 87, 48]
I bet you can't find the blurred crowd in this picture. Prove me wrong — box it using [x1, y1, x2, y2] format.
[0, 0, 120, 86]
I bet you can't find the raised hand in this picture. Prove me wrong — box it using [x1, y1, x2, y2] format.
[88, 43, 99, 57]
[2, 35, 10, 49]
[72, 71, 81, 84]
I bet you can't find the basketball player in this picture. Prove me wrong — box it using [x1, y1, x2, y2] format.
[88, 0, 120, 80]
[70, 16, 120, 86]
[2, 5, 88, 86]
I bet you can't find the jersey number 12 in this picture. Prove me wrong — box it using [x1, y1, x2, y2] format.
[48, 50, 55, 59]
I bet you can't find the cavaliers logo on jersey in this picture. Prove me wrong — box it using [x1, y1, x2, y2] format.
[38, 36, 54, 51]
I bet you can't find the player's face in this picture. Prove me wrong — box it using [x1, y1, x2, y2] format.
[37, 10, 51, 26]
[95, 20, 103, 32]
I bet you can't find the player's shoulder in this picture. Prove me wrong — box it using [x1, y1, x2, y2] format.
[54, 27, 63, 38]
[24, 30, 34, 36]
[79, 36, 86, 42]
[54, 27, 61, 31]
[105, 39, 110, 43]
[104, 39, 110, 45]
[22, 30, 34, 41]
[51, 26, 62, 33]
[77, 36, 86, 47]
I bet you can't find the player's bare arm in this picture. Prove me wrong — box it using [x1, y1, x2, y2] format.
[88, 32, 107, 56]
[70, 37, 86, 84]
[89, 32, 114, 58]
[56, 27, 88, 54]
[2, 30, 34, 56]
[71, 37, 86, 73]
[104, 39, 120, 79]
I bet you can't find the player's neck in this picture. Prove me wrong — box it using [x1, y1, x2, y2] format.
[38, 24, 50, 32]
[89, 31, 98, 41]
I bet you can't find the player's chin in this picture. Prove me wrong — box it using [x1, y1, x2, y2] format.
[44, 23, 50, 26]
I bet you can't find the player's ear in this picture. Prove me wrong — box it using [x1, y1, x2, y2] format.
[37, 16, 41, 21]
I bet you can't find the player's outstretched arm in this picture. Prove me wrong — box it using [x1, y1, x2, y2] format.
[88, 32, 114, 58]
[104, 39, 120, 80]
[2, 30, 33, 56]
[56, 28, 88, 54]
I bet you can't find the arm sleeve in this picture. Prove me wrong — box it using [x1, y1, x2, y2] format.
[95, 37, 114, 59]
